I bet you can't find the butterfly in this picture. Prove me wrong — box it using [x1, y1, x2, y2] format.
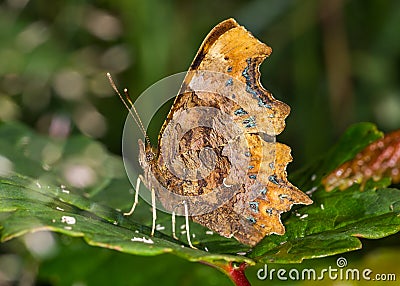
[110, 18, 312, 247]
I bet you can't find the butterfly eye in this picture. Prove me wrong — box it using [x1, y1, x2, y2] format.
[146, 152, 154, 162]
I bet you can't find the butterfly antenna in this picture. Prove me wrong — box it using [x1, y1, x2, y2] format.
[106, 73, 152, 147]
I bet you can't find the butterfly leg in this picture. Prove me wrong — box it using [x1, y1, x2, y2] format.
[151, 187, 157, 236]
[171, 211, 178, 240]
[183, 200, 196, 249]
[123, 176, 141, 216]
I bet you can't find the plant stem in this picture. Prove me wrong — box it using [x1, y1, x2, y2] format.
[202, 261, 251, 286]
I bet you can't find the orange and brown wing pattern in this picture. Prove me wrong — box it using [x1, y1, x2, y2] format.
[142, 18, 312, 246]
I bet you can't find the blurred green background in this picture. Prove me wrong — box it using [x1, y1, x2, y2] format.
[0, 0, 399, 285]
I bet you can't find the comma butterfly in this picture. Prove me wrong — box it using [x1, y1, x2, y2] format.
[112, 18, 312, 247]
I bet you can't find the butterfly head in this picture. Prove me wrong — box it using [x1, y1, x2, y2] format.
[145, 144, 156, 163]
[138, 139, 157, 170]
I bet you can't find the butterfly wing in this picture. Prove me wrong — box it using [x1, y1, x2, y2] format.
[147, 18, 312, 246]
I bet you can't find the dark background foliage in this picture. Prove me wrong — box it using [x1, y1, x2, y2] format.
[0, 0, 399, 285]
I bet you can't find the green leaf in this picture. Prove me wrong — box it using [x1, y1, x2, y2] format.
[0, 121, 399, 268]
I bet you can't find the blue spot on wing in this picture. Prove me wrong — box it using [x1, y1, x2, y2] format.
[225, 78, 233, 86]
[279, 194, 289, 200]
[246, 85, 258, 98]
[249, 202, 259, 213]
[258, 98, 272, 108]
[242, 116, 256, 128]
[269, 175, 279, 185]
[234, 108, 248, 116]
